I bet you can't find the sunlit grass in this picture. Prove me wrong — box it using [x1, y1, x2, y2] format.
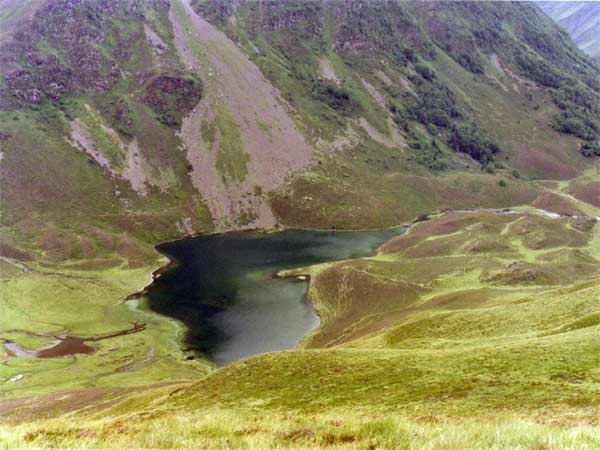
[2, 409, 599, 449]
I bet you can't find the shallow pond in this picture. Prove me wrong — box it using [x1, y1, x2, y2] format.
[146, 227, 405, 365]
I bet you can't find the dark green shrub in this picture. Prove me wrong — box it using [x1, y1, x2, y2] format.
[456, 52, 485, 74]
[403, 47, 416, 63]
[553, 112, 597, 140]
[581, 140, 600, 157]
[550, 82, 600, 143]
[415, 63, 436, 81]
[409, 79, 461, 128]
[553, 84, 598, 112]
[313, 82, 360, 115]
[516, 53, 562, 88]
[449, 122, 500, 165]
[426, 123, 437, 136]
[410, 137, 448, 171]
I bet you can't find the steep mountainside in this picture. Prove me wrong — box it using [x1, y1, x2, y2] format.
[1, 1, 600, 448]
[1, 0, 599, 249]
[538, 1, 600, 62]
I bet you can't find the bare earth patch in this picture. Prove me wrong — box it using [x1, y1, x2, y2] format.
[122, 140, 149, 196]
[69, 120, 153, 196]
[357, 78, 405, 149]
[357, 117, 405, 149]
[318, 57, 341, 85]
[490, 54, 539, 93]
[375, 70, 393, 86]
[144, 24, 166, 54]
[69, 119, 115, 175]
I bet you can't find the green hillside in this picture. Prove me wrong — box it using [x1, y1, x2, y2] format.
[1, 0, 600, 448]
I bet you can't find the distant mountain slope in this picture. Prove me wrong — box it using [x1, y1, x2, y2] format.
[1, 0, 599, 248]
[537, 1, 600, 62]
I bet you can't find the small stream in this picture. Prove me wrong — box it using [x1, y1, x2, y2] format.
[145, 227, 406, 365]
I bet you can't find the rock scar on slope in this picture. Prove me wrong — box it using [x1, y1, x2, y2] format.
[170, 0, 313, 230]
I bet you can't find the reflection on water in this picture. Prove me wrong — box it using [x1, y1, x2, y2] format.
[145, 227, 405, 365]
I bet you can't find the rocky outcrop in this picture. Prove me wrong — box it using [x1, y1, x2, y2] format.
[143, 74, 203, 127]
[0, 0, 180, 110]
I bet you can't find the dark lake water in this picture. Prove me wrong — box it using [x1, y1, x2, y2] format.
[145, 227, 405, 365]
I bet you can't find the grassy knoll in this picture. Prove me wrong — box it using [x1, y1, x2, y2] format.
[566, 163, 600, 210]
[287, 208, 600, 348]
[271, 153, 540, 230]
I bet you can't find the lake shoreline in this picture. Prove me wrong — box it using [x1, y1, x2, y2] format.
[132, 225, 412, 365]
[123, 205, 559, 365]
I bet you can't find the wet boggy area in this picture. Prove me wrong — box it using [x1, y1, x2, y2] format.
[0, 323, 146, 358]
